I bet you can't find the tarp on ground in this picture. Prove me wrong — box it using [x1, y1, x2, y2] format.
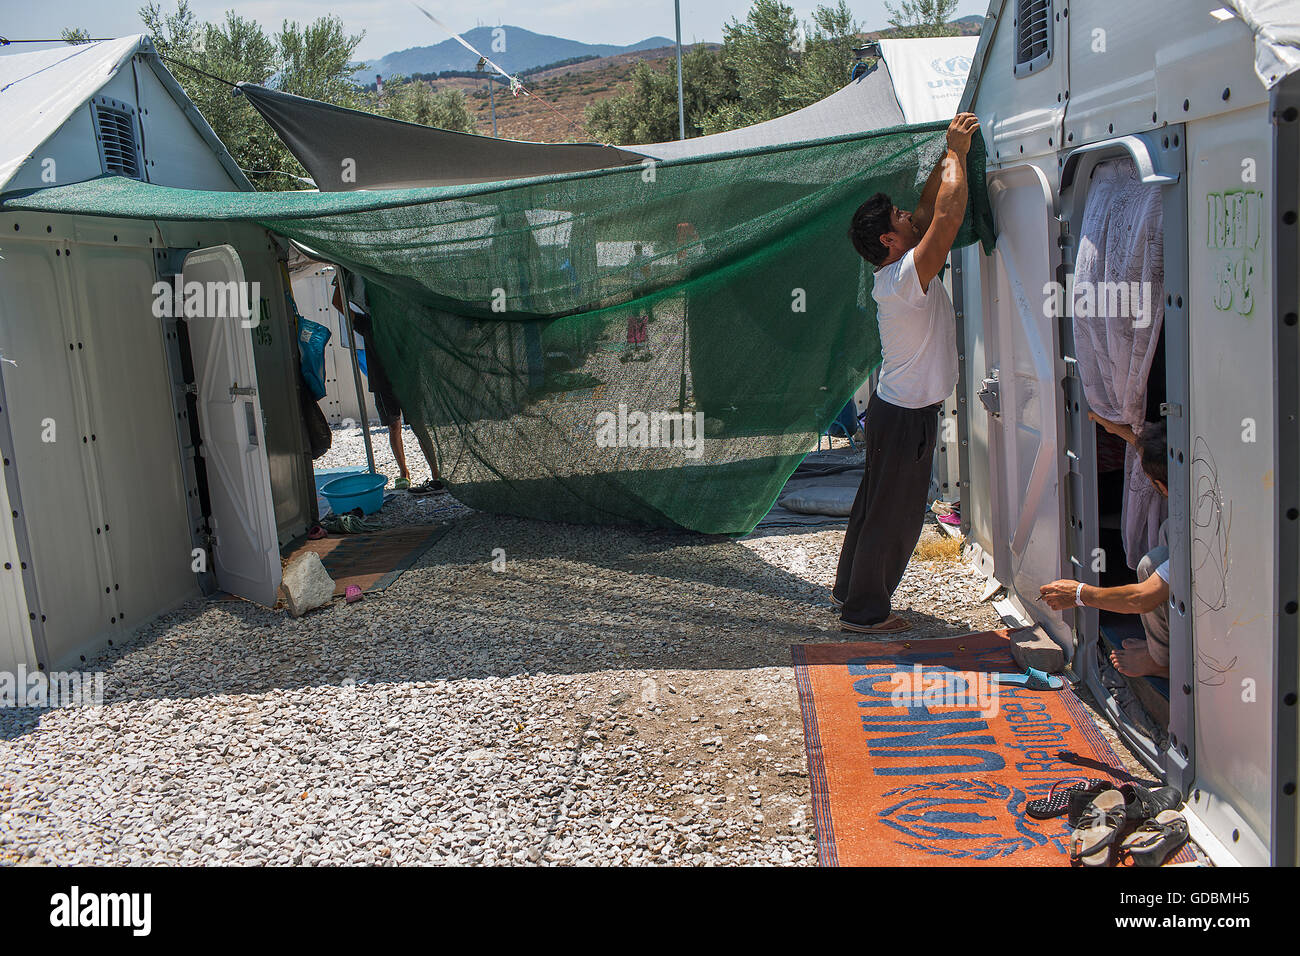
[4, 122, 995, 534]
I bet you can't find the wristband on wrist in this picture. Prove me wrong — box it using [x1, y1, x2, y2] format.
[1075, 582, 1086, 607]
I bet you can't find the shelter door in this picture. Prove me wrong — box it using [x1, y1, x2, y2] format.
[182, 246, 281, 606]
[978, 164, 1069, 646]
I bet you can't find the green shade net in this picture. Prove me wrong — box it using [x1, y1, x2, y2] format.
[5, 121, 994, 534]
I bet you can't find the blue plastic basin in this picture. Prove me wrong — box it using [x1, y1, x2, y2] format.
[320, 472, 388, 515]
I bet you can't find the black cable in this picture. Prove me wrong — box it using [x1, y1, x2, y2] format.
[242, 168, 316, 186]
[0, 37, 116, 44]
[156, 53, 241, 89]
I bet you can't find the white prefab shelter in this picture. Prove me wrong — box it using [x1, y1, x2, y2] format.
[954, 0, 1300, 865]
[0, 37, 316, 675]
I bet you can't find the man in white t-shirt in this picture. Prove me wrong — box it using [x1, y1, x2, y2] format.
[1040, 420, 1172, 678]
[832, 112, 980, 634]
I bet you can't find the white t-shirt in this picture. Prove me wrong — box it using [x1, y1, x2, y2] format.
[871, 248, 958, 409]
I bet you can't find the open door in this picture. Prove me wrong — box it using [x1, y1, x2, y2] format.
[183, 246, 281, 606]
[977, 164, 1069, 649]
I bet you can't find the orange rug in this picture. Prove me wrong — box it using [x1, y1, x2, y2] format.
[793, 630, 1148, 866]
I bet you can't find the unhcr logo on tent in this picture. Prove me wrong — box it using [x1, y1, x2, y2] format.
[594, 403, 706, 459]
[0, 665, 104, 708]
[931, 55, 972, 78]
[150, 276, 261, 328]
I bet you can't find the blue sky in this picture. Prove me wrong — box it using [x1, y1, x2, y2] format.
[1, 0, 990, 62]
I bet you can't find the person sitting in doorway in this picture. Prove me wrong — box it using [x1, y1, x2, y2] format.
[1040, 419, 1170, 678]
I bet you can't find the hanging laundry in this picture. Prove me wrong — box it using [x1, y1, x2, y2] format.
[1072, 157, 1167, 568]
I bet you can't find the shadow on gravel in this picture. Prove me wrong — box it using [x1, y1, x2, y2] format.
[4, 512, 988, 723]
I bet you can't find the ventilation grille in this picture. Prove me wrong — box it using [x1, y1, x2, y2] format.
[1014, 0, 1052, 77]
[92, 100, 142, 179]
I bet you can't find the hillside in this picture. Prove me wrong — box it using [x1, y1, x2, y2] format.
[431, 44, 716, 143]
[373, 25, 673, 79]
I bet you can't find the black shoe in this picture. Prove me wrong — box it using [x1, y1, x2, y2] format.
[1120, 783, 1183, 823]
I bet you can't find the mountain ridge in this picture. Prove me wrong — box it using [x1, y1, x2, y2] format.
[368, 25, 675, 79]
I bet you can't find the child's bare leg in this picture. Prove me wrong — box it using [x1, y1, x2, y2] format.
[388, 421, 409, 480]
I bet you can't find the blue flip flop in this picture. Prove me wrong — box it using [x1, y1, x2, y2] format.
[994, 667, 1063, 690]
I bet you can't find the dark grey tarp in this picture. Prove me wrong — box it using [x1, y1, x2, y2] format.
[236, 59, 906, 189]
[236, 83, 647, 189]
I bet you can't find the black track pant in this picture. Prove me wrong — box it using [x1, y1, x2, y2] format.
[833, 392, 941, 626]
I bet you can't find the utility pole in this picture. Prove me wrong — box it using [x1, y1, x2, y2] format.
[674, 0, 685, 140]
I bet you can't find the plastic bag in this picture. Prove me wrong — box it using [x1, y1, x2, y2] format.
[297, 317, 331, 401]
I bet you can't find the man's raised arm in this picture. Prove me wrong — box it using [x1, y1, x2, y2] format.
[912, 113, 979, 291]
[912, 148, 951, 236]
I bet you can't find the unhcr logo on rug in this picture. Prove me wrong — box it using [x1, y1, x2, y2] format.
[888, 665, 999, 718]
[150, 276, 261, 328]
[594, 403, 706, 459]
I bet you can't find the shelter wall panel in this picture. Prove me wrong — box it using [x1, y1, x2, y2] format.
[965, 1, 1066, 171]
[1183, 106, 1275, 865]
[0, 240, 115, 662]
[0, 484, 35, 671]
[69, 242, 198, 639]
[1064, 1, 1265, 150]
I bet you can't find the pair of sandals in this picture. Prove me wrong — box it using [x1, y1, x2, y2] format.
[1034, 779, 1188, 867]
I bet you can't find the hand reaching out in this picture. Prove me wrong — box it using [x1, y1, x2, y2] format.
[946, 112, 980, 155]
[1088, 411, 1138, 447]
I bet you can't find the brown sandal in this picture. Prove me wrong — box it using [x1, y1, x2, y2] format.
[840, 613, 910, 634]
[1071, 788, 1127, 866]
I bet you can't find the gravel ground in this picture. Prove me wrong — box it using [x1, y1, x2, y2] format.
[2, 453, 1146, 865]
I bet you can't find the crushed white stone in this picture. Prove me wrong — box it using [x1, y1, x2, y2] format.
[4, 476, 1089, 866]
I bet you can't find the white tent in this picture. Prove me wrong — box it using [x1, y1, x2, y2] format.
[0, 37, 316, 676]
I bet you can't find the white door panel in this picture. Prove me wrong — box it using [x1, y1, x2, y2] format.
[183, 246, 280, 606]
[980, 164, 1068, 646]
